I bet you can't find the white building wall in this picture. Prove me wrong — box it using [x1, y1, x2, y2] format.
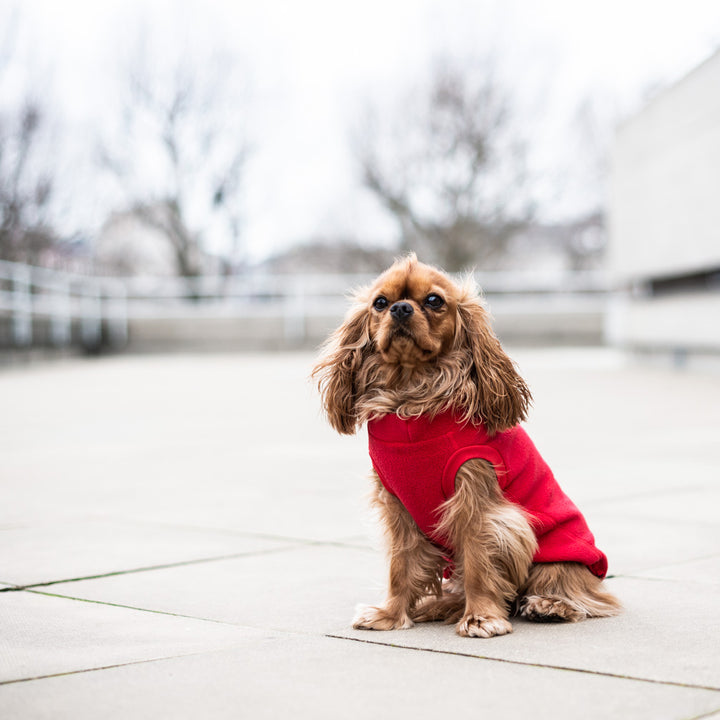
[610, 50, 720, 281]
[608, 49, 720, 355]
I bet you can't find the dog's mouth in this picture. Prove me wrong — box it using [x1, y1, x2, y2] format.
[379, 325, 438, 364]
[390, 324, 414, 340]
[381, 322, 417, 349]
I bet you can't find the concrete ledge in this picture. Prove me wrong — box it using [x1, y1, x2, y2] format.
[607, 291, 720, 355]
[124, 305, 606, 352]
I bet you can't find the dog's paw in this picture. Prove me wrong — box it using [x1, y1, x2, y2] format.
[456, 614, 513, 638]
[352, 604, 414, 631]
[520, 595, 585, 623]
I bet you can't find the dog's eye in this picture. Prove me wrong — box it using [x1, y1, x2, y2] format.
[373, 296, 389, 311]
[425, 294, 445, 309]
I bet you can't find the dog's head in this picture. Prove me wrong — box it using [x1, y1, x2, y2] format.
[368, 254, 460, 366]
[313, 254, 531, 435]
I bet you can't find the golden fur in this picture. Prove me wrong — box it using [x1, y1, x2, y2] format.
[313, 254, 621, 637]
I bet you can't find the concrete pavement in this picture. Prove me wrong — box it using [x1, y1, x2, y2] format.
[1, 349, 719, 719]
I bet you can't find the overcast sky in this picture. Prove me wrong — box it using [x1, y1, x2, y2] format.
[7, 0, 720, 261]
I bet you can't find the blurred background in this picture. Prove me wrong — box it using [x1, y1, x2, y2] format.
[1, 0, 719, 360]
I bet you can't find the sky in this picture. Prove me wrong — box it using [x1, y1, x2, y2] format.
[5, 0, 720, 262]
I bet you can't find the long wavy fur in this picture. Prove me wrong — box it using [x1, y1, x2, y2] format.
[313, 271, 532, 435]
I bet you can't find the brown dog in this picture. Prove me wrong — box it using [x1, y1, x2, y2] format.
[313, 254, 620, 637]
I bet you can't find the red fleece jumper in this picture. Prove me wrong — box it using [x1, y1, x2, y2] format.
[367, 412, 607, 578]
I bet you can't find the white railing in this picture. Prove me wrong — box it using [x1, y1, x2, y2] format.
[0, 261, 609, 351]
[120, 269, 609, 345]
[0, 260, 128, 351]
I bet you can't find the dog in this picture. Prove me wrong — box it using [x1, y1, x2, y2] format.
[312, 254, 620, 637]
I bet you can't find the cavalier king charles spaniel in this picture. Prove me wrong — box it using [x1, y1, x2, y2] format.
[313, 254, 620, 638]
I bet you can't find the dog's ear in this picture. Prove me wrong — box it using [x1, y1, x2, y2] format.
[312, 295, 371, 435]
[455, 290, 532, 435]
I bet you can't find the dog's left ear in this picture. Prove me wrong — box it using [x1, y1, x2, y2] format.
[455, 290, 532, 435]
[311, 296, 371, 435]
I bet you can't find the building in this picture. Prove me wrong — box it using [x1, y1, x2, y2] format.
[608, 49, 720, 361]
[95, 210, 178, 276]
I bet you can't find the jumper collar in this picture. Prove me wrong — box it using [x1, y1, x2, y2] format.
[367, 410, 485, 444]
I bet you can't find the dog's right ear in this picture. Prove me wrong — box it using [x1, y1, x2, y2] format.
[455, 286, 532, 435]
[311, 294, 371, 435]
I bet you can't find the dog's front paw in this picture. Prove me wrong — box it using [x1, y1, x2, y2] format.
[352, 604, 414, 631]
[520, 595, 585, 623]
[456, 614, 513, 638]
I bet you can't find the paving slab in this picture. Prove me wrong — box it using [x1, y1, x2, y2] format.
[635, 555, 720, 584]
[0, 518, 300, 588]
[518, 356, 720, 507]
[0, 590, 257, 684]
[42, 543, 720, 689]
[2, 632, 719, 720]
[587, 484, 720, 525]
[45, 544, 385, 634]
[335, 576, 720, 690]
[1, 350, 719, 719]
[0, 354, 371, 541]
[589, 513, 720, 576]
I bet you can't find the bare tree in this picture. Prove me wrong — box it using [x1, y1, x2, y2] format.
[356, 59, 532, 272]
[553, 93, 627, 270]
[101, 43, 250, 278]
[0, 13, 56, 263]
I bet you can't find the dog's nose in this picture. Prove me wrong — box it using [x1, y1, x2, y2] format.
[390, 302, 414, 322]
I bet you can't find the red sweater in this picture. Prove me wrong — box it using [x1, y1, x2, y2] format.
[367, 412, 607, 578]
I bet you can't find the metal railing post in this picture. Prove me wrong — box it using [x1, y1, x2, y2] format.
[104, 280, 128, 348]
[50, 276, 72, 347]
[80, 280, 102, 351]
[283, 277, 307, 345]
[11, 264, 32, 347]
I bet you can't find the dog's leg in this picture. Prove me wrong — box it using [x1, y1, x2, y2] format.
[437, 459, 537, 638]
[353, 472, 445, 631]
[520, 562, 622, 622]
[411, 577, 466, 624]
